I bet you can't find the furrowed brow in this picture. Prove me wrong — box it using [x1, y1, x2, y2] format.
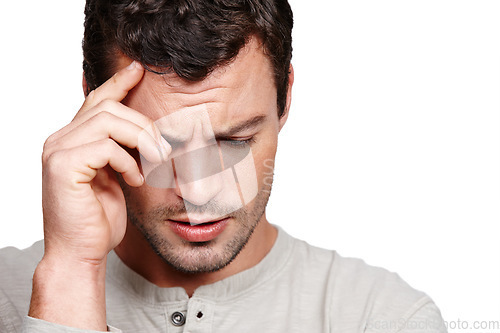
[214, 115, 267, 139]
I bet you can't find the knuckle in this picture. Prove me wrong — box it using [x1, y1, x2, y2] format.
[42, 149, 66, 174]
[42, 134, 58, 163]
[123, 156, 139, 174]
[97, 99, 115, 111]
[42, 135, 54, 151]
[100, 138, 118, 153]
[101, 139, 137, 171]
[41, 149, 51, 165]
[94, 109, 114, 122]
[86, 110, 116, 130]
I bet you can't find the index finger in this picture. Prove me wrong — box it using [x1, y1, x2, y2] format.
[78, 61, 145, 116]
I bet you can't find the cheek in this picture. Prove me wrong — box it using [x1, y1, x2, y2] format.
[210, 134, 278, 208]
[252, 136, 279, 187]
[123, 185, 157, 212]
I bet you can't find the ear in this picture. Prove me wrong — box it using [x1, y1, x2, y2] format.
[82, 72, 89, 97]
[279, 64, 294, 132]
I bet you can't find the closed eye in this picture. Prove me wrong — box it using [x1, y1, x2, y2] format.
[218, 137, 255, 148]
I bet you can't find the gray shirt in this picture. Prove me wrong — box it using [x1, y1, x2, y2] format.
[0, 226, 447, 332]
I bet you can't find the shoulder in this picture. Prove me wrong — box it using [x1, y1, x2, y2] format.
[0, 240, 44, 302]
[284, 233, 445, 332]
[0, 240, 44, 277]
[0, 241, 44, 330]
[287, 235, 417, 297]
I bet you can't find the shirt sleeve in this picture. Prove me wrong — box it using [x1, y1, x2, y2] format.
[0, 291, 22, 333]
[22, 316, 122, 333]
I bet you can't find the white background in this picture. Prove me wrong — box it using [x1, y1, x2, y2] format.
[0, 1, 498, 332]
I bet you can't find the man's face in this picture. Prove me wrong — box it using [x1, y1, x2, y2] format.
[119, 38, 289, 273]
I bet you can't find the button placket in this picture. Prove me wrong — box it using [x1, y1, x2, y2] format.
[184, 298, 215, 333]
[165, 303, 189, 333]
[171, 311, 186, 326]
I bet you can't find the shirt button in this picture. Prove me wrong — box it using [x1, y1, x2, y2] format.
[171, 312, 186, 326]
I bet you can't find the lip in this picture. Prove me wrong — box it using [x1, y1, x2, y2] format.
[168, 218, 230, 242]
[170, 215, 228, 225]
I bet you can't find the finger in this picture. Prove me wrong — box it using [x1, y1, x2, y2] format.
[55, 99, 153, 140]
[49, 139, 145, 187]
[73, 99, 152, 129]
[77, 61, 144, 117]
[48, 100, 171, 160]
[47, 111, 170, 164]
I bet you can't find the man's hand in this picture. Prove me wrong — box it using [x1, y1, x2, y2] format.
[28, 61, 170, 331]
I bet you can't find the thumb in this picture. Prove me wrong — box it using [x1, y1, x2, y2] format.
[78, 61, 145, 116]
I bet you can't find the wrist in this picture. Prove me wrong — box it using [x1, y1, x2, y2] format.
[29, 254, 108, 331]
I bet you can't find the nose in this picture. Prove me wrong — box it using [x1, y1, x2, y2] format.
[172, 142, 224, 206]
[165, 111, 225, 206]
[175, 170, 223, 207]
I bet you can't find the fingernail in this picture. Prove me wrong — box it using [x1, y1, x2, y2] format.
[161, 136, 171, 155]
[126, 61, 137, 70]
[151, 125, 170, 160]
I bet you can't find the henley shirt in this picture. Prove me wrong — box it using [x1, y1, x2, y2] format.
[0, 226, 447, 332]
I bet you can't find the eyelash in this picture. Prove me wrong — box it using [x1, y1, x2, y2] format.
[221, 137, 255, 147]
[161, 136, 255, 149]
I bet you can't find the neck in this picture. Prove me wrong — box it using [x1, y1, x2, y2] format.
[114, 215, 277, 297]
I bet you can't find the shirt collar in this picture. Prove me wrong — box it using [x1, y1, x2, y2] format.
[106, 225, 294, 304]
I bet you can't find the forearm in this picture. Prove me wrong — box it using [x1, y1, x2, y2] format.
[28, 256, 108, 331]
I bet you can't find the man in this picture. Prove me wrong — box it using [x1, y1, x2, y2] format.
[0, 0, 447, 332]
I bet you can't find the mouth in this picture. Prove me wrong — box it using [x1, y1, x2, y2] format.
[169, 215, 229, 225]
[168, 217, 230, 242]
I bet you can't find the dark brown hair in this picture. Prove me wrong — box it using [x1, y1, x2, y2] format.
[83, 0, 293, 117]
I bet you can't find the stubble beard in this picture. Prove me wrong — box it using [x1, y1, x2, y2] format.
[124, 182, 273, 274]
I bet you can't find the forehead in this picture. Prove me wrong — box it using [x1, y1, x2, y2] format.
[121, 38, 278, 134]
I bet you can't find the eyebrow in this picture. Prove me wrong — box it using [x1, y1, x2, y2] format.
[161, 114, 268, 144]
[214, 115, 267, 139]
